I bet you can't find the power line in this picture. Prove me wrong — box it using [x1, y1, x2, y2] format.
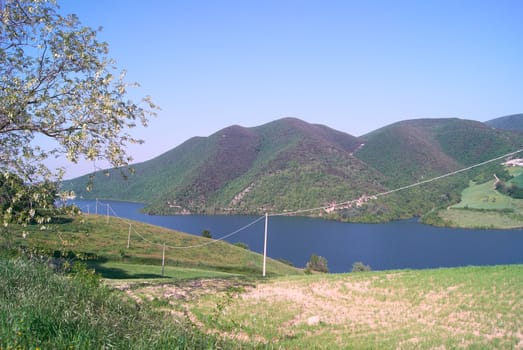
[77, 147, 523, 252]
[102, 202, 265, 249]
[70, 147, 523, 276]
[270, 147, 523, 217]
[164, 215, 265, 250]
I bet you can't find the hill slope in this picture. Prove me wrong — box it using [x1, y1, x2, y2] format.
[357, 118, 522, 186]
[10, 214, 300, 276]
[64, 118, 388, 217]
[485, 113, 523, 132]
[64, 117, 523, 221]
[353, 118, 523, 218]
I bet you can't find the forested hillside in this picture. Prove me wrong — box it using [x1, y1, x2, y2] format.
[485, 114, 523, 132]
[63, 116, 523, 222]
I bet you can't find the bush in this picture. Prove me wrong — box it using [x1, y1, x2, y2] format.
[496, 181, 523, 199]
[352, 261, 372, 272]
[306, 254, 328, 273]
[234, 242, 249, 250]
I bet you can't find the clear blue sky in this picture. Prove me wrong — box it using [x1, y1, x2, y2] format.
[55, 0, 523, 178]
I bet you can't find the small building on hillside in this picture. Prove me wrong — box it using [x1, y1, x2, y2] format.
[503, 158, 523, 167]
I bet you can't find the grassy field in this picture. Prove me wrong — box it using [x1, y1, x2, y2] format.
[0, 257, 243, 349]
[87, 261, 243, 280]
[435, 177, 523, 228]
[2, 214, 300, 277]
[450, 180, 516, 210]
[3, 255, 522, 349]
[120, 265, 523, 349]
[2, 214, 523, 348]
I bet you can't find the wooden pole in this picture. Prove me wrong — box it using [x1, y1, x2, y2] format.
[127, 224, 131, 248]
[161, 242, 166, 277]
[263, 213, 268, 277]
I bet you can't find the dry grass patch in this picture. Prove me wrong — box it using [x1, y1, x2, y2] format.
[182, 266, 523, 349]
[111, 266, 523, 349]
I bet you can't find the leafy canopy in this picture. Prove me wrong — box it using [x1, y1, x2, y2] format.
[0, 0, 157, 225]
[0, 0, 157, 180]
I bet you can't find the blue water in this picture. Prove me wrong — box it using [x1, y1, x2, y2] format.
[71, 199, 523, 273]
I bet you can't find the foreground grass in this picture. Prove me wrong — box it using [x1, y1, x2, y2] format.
[3, 214, 522, 348]
[2, 253, 522, 349]
[178, 265, 523, 349]
[0, 257, 244, 350]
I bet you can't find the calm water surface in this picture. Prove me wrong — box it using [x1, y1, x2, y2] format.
[72, 199, 523, 273]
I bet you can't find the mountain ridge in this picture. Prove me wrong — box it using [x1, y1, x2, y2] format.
[63, 115, 523, 221]
[485, 113, 523, 132]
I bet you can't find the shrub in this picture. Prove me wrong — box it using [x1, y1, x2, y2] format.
[234, 242, 249, 250]
[306, 254, 328, 273]
[352, 261, 372, 272]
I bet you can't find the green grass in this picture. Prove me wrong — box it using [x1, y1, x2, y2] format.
[2, 214, 301, 277]
[450, 180, 516, 210]
[0, 257, 239, 349]
[2, 205, 522, 348]
[88, 261, 241, 280]
[438, 209, 523, 228]
[4, 256, 521, 349]
[2, 215, 522, 349]
[435, 176, 523, 228]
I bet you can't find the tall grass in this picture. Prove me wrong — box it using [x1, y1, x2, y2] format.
[0, 256, 243, 349]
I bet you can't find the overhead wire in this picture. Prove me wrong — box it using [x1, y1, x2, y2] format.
[270, 147, 523, 217]
[94, 200, 265, 249]
[81, 147, 523, 249]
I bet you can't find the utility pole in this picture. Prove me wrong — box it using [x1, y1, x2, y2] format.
[263, 213, 268, 277]
[127, 224, 132, 248]
[161, 242, 166, 277]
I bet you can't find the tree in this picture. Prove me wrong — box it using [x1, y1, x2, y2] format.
[0, 172, 56, 225]
[306, 253, 328, 273]
[0, 0, 157, 225]
[201, 229, 212, 239]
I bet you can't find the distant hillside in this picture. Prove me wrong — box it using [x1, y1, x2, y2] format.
[353, 118, 523, 218]
[64, 118, 388, 219]
[485, 114, 523, 132]
[357, 118, 522, 186]
[63, 117, 523, 222]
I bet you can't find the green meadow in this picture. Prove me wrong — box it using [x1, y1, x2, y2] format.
[1, 214, 522, 349]
[3, 214, 299, 277]
[434, 168, 523, 228]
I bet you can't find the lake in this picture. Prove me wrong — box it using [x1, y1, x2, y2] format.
[71, 199, 523, 273]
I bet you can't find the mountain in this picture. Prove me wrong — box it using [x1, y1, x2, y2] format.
[357, 118, 523, 186]
[63, 116, 523, 222]
[354, 118, 523, 218]
[485, 114, 523, 132]
[64, 118, 387, 218]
